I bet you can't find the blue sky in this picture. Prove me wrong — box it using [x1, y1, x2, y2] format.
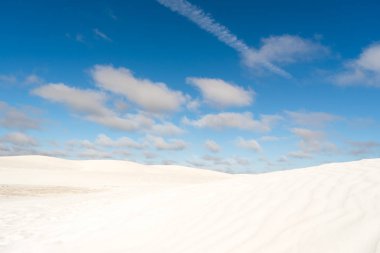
[0, 0, 379, 172]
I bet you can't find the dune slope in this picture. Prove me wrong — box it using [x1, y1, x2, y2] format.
[1, 156, 380, 253]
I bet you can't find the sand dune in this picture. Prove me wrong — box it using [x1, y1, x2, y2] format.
[1, 156, 380, 252]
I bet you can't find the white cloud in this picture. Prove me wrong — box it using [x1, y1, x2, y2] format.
[236, 137, 261, 152]
[86, 113, 154, 132]
[285, 111, 341, 128]
[234, 156, 251, 166]
[247, 35, 328, 66]
[183, 112, 281, 132]
[144, 151, 158, 159]
[91, 65, 187, 113]
[357, 44, 380, 72]
[333, 43, 380, 87]
[202, 154, 231, 166]
[146, 135, 187, 150]
[65, 135, 144, 160]
[0, 132, 37, 146]
[0, 101, 40, 130]
[157, 0, 328, 78]
[348, 141, 380, 156]
[186, 99, 201, 112]
[0, 137, 41, 156]
[156, 0, 287, 77]
[93, 28, 112, 42]
[66, 139, 95, 150]
[187, 77, 253, 107]
[289, 128, 337, 159]
[32, 83, 155, 132]
[95, 134, 143, 149]
[32, 82, 187, 135]
[32, 83, 111, 116]
[150, 122, 185, 136]
[204, 139, 220, 153]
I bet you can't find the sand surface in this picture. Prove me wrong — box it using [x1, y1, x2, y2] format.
[1, 155, 380, 252]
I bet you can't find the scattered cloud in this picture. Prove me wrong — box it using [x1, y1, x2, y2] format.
[32, 82, 187, 135]
[186, 99, 201, 112]
[32, 83, 112, 116]
[66, 139, 96, 150]
[32, 83, 158, 132]
[333, 43, 380, 87]
[150, 122, 185, 136]
[202, 154, 231, 166]
[285, 110, 341, 128]
[157, 0, 328, 78]
[91, 65, 187, 113]
[0, 132, 37, 147]
[187, 77, 254, 107]
[65, 135, 145, 160]
[348, 141, 380, 156]
[144, 151, 158, 159]
[247, 35, 328, 67]
[146, 135, 187, 150]
[93, 28, 113, 42]
[156, 0, 287, 77]
[0, 101, 40, 130]
[288, 128, 337, 159]
[234, 156, 251, 166]
[236, 137, 261, 152]
[204, 139, 220, 153]
[183, 112, 281, 132]
[95, 134, 143, 149]
[88, 113, 155, 132]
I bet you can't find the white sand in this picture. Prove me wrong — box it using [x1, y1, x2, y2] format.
[1, 156, 380, 252]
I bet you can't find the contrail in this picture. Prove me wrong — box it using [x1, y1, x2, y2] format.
[156, 0, 290, 78]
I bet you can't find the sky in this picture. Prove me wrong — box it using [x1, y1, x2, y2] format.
[0, 0, 380, 173]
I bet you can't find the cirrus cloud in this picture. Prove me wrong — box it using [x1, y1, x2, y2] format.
[157, 0, 329, 78]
